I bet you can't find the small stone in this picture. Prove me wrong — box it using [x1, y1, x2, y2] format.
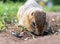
[24, 37, 30, 41]
[52, 18, 55, 21]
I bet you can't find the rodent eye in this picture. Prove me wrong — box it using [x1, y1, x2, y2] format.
[31, 12, 34, 16]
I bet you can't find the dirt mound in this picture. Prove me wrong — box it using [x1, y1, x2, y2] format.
[0, 31, 60, 44]
[0, 32, 24, 44]
[21, 34, 60, 44]
[0, 12, 60, 44]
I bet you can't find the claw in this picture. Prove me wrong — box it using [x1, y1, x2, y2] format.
[11, 32, 23, 38]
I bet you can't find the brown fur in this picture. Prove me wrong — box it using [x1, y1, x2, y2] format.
[33, 11, 46, 35]
[17, 10, 46, 35]
[17, 0, 46, 35]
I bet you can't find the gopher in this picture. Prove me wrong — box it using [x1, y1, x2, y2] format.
[16, 0, 48, 37]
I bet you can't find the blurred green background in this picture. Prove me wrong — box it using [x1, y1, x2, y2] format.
[0, 0, 60, 31]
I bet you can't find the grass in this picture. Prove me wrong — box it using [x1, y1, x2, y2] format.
[0, 2, 23, 31]
[43, 6, 60, 12]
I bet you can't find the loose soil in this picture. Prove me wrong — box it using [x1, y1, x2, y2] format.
[0, 12, 60, 44]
